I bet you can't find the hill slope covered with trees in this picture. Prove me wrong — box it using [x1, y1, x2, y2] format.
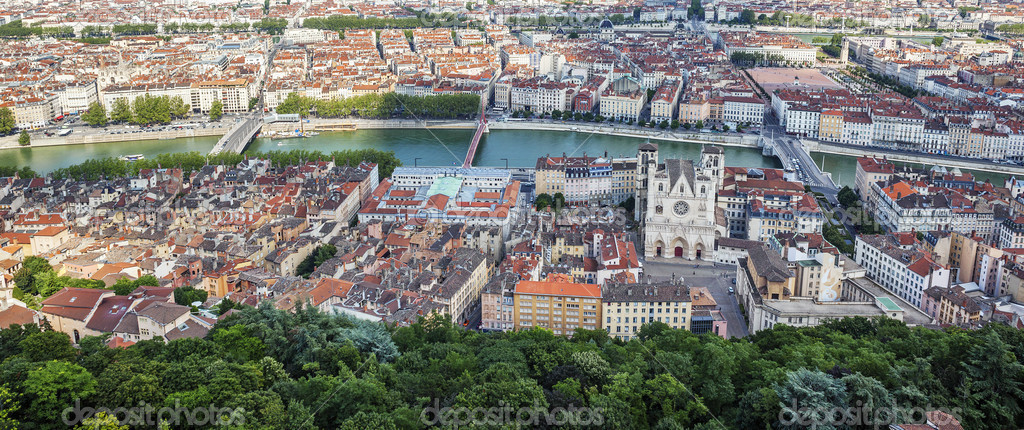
[0, 304, 1021, 429]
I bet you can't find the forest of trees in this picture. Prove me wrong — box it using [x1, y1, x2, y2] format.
[8, 256, 161, 310]
[275, 93, 480, 120]
[297, 245, 338, 279]
[0, 308, 1020, 429]
[997, 23, 1024, 34]
[302, 12, 465, 31]
[0, 21, 74, 38]
[82, 95, 191, 127]
[48, 148, 403, 181]
[729, 51, 788, 67]
[731, 10, 867, 28]
[111, 23, 158, 36]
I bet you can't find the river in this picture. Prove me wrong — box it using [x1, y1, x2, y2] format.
[250, 129, 782, 169]
[0, 129, 1009, 188]
[810, 152, 1012, 187]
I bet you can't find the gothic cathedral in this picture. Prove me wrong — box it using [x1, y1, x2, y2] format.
[638, 144, 727, 261]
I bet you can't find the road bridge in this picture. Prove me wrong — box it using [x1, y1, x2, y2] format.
[759, 125, 840, 202]
[209, 116, 262, 155]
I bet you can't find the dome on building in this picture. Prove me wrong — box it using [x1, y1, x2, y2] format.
[600, 19, 614, 29]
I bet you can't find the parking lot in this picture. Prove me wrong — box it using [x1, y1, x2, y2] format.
[642, 258, 750, 339]
[32, 114, 240, 139]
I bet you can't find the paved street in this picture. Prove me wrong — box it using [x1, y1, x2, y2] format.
[642, 258, 750, 339]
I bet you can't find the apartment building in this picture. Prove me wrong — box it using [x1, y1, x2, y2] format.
[649, 79, 681, 123]
[719, 31, 817, 65]
[534, 154, 636, 205]
[841, 112, 874, 147]
[999, 217, 1024, 249]
[600, 88, 645, 122]
[871, 181, 952, 232]
[679, 97, 710, 124]
[922, 285, 982, 326]
[513, 279, 602, 337]
[190, 78, 255, 113]
[717, 166, 822, 240]
[870, 108, 926, 150]
[737, 243, 914, 333]
[55, 80, 99, 115]
[721, 96, 764, 125]
[854, 234, 951, 307]
[0, 95, 55, 130]
[500, 44, 540, 69]
[818, 109, 844, 142]
[602, 283, 691, 340]
[480, 272, 518, 331]
[786, 105, 821, 137]
[510, 78, 568, 113]
[854, 157, 896, 197]
[359, 167, 521, 235]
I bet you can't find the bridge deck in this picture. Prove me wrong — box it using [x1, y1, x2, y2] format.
[462, 119, 486, 168]
[210, 117, 262, 155]
[461, 102, 488, 168]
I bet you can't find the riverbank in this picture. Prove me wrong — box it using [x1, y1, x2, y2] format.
[805, 140, 1024, 176]
[0, 123, 233, 150]
[488, 121, 761, 149]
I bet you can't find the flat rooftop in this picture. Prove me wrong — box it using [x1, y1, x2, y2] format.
[747, 68, 843, 93]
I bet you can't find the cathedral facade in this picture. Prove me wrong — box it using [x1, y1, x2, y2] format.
[639, 144, 727, 261]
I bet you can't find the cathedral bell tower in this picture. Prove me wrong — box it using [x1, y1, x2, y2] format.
[699, 145, 724, 194]
[635, 142, 659, 221]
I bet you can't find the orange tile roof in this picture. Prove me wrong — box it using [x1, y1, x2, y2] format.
[515, 280, 601, 298]
[882, 182, 917, 201]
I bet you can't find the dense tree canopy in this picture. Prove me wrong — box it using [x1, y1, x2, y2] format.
[275, 93, 480, 120]
[0, 165, 37, 178]
[173, 286, 208, 307]
[0, 310, 1020, 429]
[81, 102, 108, 127]
[110, 23, 157, 35]
[0, 108, 14, 135]
[111, 275, 160, 296]
[297, 244, 338, 278]
[209, 100, 223, 121]
[105, 95, 190, 125]
[49, 148, 402, 181]
[302, 13, 465, 31]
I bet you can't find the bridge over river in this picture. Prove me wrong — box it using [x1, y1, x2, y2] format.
[209, 116, 262, 155]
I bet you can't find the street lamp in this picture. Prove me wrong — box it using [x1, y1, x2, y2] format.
[414, 157, 422, 167]
[501, 158, 509, 169]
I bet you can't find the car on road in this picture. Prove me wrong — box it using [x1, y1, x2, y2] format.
[728, 287, 734, 294]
